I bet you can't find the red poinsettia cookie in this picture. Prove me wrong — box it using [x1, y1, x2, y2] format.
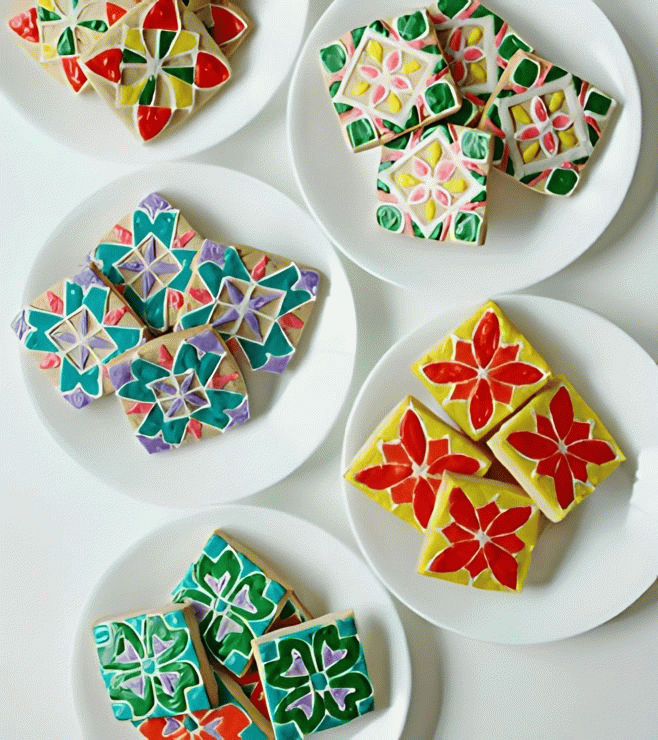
[411, 301, 552, 440]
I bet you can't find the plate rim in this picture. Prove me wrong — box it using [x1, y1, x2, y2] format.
[286, 0, 642, 293]
[70, 504, 413, 739]
[340, 293, 658, 644]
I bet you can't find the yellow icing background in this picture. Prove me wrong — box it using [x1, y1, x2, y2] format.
[344, 396, 492, 532]
[418, 472, 542, 592]
[410, 301, 552, 440]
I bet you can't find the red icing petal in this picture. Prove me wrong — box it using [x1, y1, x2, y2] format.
[568, 439, 616, 465]
[532, 95, 548, 123]
[463, 47, 484, 62]
[39, 353, 61, 369]
[209, 4, 247, 45]
[127, 402, 153, 414]
[549, 386, 574, 441]
[209, 372, 239, 389]
[279, 313, 304, 330]
[187, 418, 202, 439]
[172, 230, 195, 249]
[476, 501, 500, 531]
[566, 454, 589, 483]
[487, 506, 532, 536]
[490, 343, 519, 367]
[250, 255, 268, 281]
[62, 57, 87, 92]
[426, 437, 450, 463]
[491, 533, 526, 554]
[412, 476, 436, 528]
[488, 361, 544, 386]
[427, 453, 481, 477]
[565, 419, 590, 444]
[428, 540, 480, 573]
[442, 522, 474, 543]
[390, 476, 416, 504]
[469, 377, 493, 431]
[448, 486, 479, 531]
[137, 106, 172, 141]
[449, 378, 477, 400]
[113, 224, 133, 245]
[195, 52, 230, 88]
[542, 131, 558, 155]
[106, 2, 128, 26]
[516, 125, 541, 141]
[551, 113, 572, 130]
[382, 441, 410, 465]
[553, 454, 575, 509]
[422, 361, 478, 384]
[158, 344, 174, 370]
[143, 0, 179, 30]
[354, 463, 412, 490]
[488, 378, 513, 404]
[103, 306, 127, 325]
[465, 548, 488, 578]
[9, 8, 39, 43]
[189, 287, 213, 304]
[473, 310, 500, 369]
[451, 59, 467, 83]
[447, 28, 463, 52]
[167, 289, 184, 309]
[484, 542, 520, 589]
[536, 452, 561, 477]
[399, 408, 427, 466]
[46, 290, 64, 314]
[536, 414, 558, 442]
[507, 431, 558, 460]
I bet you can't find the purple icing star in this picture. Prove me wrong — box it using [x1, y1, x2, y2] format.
[137, 435, 172, 454]
[63, 388, 93, 409]
[139, 193, 172, 219]
[283, 649, 309, 678]
[225, 398, 250, 428]
[159, 671, 179, 697]
[108, 361, 133, 391]
[322, 644, 347, 669]
[259, 353, 292, 374]
[11, 310, 29, 341]
[188, 330, 224, 356]
[199, 239, 228, 266]
[329, 686, 352, 711]
[294, 269, 320, 296]
[287, 691, 315, 720]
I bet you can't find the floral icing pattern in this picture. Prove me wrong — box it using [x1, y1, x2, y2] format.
[82, 0, 231, 141]
[480, 50, 617, 196]
[193, 1, 251, 57]
[177, 241, 319, 373]
[171, 532, 288, 677]
[11, 266, 146, 408]
[109, 327, 249, 453]
[319, 10, 460, 152]
[377, 122, 492, 244]
[93, 608, 213, 721]
[8, 0, 133, 92]
[254, 613, 374, 740]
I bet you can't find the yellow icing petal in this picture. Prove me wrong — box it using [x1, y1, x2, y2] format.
[402, 60, 421, 74]
[425, 200, 436, 222]
[427, 141, 442, 168]
[522, 141, 540, 163]
[549, 90, 565, 113]
[469, 62, 486, 83]
[124, 28, 146, 55]
[350, 80, 370, 97]
[39, 0, 55, 11]
[467, 27, 483, 45]
[396, 173, 420, 188]
[511, 105, 531, 124]
[444, 178, 467, 193]
[167, 73, 194, 108]
[387, 92, 402, 113]
[558, 129, 577, 148]
[41, 44, 56, 59]
[169, 30, 197, 57]
[367, 40, 383, 63]
[120, 78, 147, 106]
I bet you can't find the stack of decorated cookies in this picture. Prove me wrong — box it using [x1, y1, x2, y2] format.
[93, 530, 374, 739]
[12, 193, 320, 453]
[318, 1, 618, 245]
[345, 301, 625, 593]
[8, 0, 253, 141]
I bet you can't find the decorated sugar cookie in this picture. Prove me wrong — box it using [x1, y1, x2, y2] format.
[90, 193, 204, 333]
[318, 9, 461, 152]
[411, 301, 552, 440]
[93, 604, 218, 722]
[193, 1, 253, 57]
[8, 0, 137, 93]
[418, 472, 543, 592]
[136, 667, 273, 739]
[252, 611, 374, 739]
[345, 396, 492, 531]
[108, 325, 249, 453]
[376, 122, 493, 244]
[12, 264, 148, 409]
[488, 375, 625, 522]
[176, 240, 320, 374]
[428, 0, 533, 126]
[81, 0, 232, 142]
[479, 50, 617, 196]
[171, 531, 291, 677]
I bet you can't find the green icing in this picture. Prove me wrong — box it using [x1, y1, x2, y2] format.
[471, 189, 486, 202]
[351, 26, 366, 48]
[123, 48, 146, 64]
[57, 26, 76, 56]
[587, 123, 600, 146]
[544, 64, 569, 84]
[404, 106, 420, 131]
[346, 118, 376, 149]
[381, 119, 404, 134]
[158, 30, 176, 59]
[493, 135, 505, 162]
[368, 20, 389, 37]
[139, 76, 157, 106]
[166, 67, 194, 85]
[453, 212, 482, 242]
[411, 220, 425, 239]
[385, 131, 411, 150]
[60, 356, 100, 395]
[498, 33, 531, 61]
[437, 0, 470, 18]
[377, 179, 391, 194]
[585, 90, 613, 116]
[545, 168, 579, 196]
[235, 323, 293, 370]
[78, 19, 108, 33]
[445, 99, 480, 126]
[330, 80, 353, 112]
[425, 81, 457, 114]
[396, 11, 428, 41]
[432, 57, 448, 75]
[320, 43, 346, 74]
[37, 6, 60, 21]
[512, 58, 540, 88]
[461, 130, 490, 160]
[376, 205, 403, 232]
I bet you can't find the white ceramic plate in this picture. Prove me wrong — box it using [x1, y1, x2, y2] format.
[1, 0, 308, 162]
[72, 505, 411, 739]
[288, 0, 641, 295]
[341, 295, 658, 644]
[20, 162, 356, 507]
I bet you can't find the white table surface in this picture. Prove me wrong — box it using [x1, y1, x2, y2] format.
[1, 1, 657, 738]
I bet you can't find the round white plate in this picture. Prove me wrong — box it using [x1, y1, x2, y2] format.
[288, 0, 641, 295]
[342, 295, 658, 644]
[1, 0, 308, 162]
[72, 505, 411, 739]
[21, 162, 356, 507]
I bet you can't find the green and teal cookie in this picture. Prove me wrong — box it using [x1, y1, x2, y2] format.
[252, 610, 374, 740]
[318, 9, 461, 152]
[93, 604, 218, 722]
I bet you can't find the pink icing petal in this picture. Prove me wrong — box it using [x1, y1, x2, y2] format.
[408, 184, 430, 204]
[551, 113, 573, 130]
[371, 83, 387, 107]
[391, 75, 412, 91]
[542, 131, 558, 156]
[463, 46, 484, 62]
[515, 124, 541, 141]
[451, 59, 467, 83]
[360, 65, 379, 80]
[436, 160, 456, 182]
[412, 157, 431, 179]
[434, 187, 451, 207]
[447, 28, 463, 53]
[532, 95, 549, 123]
[384, 49, 402, 73]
